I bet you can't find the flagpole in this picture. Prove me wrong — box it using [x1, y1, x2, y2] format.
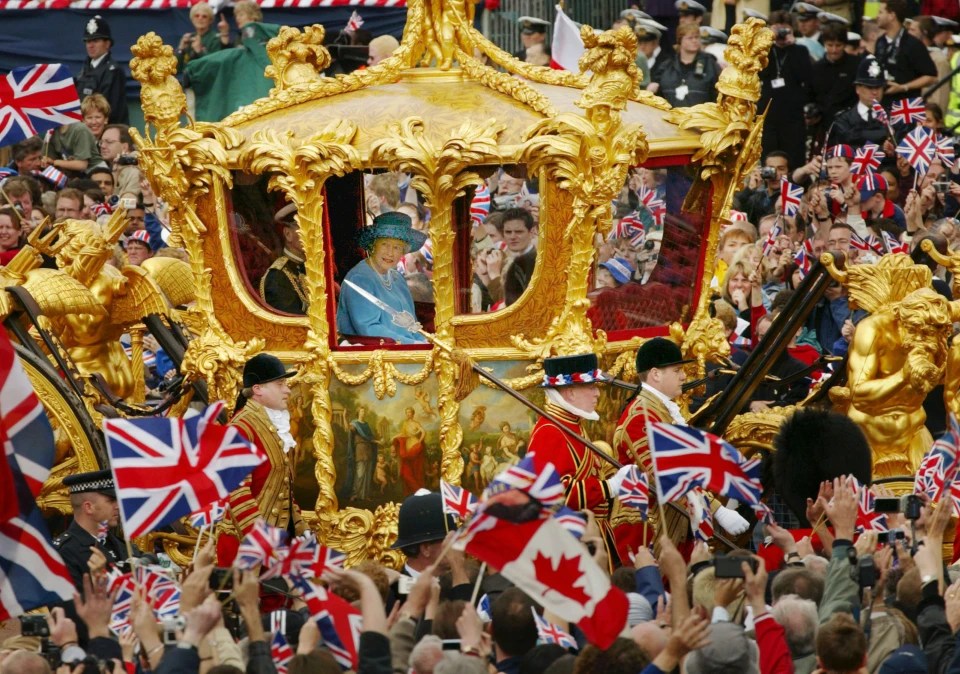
[192, 525, 207, 564]
[470, 562, 487, 605]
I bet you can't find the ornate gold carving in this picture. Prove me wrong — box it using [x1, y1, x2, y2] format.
[130, 33, 260, 401]
[724, 406, 795, 459]
[824, 253, 948, 477]
[317, 503, 403, 568]
[517, 27, 648, 359]
[238, 123, 362, 527]
[329, 351, 434, 399]
[265, 25, 330, 91]
[454, 48, 557, 117]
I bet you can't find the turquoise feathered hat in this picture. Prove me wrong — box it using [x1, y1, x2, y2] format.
[357, 211, 428, 252]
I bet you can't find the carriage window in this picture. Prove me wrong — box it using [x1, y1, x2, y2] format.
[587, 162, 708, 335]
[458, 164, 541, 314]
[228, 170, 436, 348]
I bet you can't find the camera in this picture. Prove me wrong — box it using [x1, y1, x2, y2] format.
[209, 567, 235, 591]
[760, 166, 778, 180]
[714, 554, 758, 578]
[162, 615, 186, 645]
[19, 615, 50, 637]
[856, 555, 877, 589]
[775, 27, 792, 40]
[934, 179, 951, 195]
[116, 154, 138, 166]
[881, 529, 906, 545]
[873, 494, 923, 520]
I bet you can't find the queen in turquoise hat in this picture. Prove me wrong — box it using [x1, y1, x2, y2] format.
[336, 211, 428, 344]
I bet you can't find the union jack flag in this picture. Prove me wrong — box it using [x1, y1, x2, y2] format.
[89, 201, 113, 218]
[104, 401, 266, 539]
[235, 519, 287, 570]
[310, 539, 347, 577]
[890, 97, 926, 126]
[344, 9, 364, 32]
[753, 501, 775, 526]
[470, 182, 491, 228]
[647, 422, 763, 505]
[96, 519, 109, 544]
[915, 414, 960, 504]
[552, 506, 586, 539]
[851, 143, 884, 175]
[440, 479, 478, 519]
[271, 631, 295, 674]
[850, 229, 872, 254]
[0, 64, 82, 148]
[616, 465, 649, 517]
[301, 581, 363, 670]
[855, 487, 889, 533]
[689, 490, 714, 543]
[638, 186, 666, 226]
[108, 566, 180, 621]
[794, 238, 815, 275]
[189, 499, 227, 529]
[477, 593, 492, 622]
[262, 532, 320, 581]
[484, 455, 565, 508]
[881, 230, 909, 255]
[762, 221, 782, 257]
[0, 330, 74, 620]
[532, 608, 578, 650]
[611, 211, 645, 248]
[897, 125, 936, 175]
[935, 134, 956, 169]
[780, 178, 803, 217]
[871, 100, 889, 125]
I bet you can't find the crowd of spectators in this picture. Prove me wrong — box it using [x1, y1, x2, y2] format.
[6, 475, 960, 674]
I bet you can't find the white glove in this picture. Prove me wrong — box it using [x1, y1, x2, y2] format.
[606, 465, 634, 494]
[715, 506, 750, 536]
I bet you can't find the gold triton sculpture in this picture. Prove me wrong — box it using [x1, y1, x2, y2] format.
[122, 0, 786, 565]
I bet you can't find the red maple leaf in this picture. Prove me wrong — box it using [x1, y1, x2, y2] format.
[532, 551, 591, 605]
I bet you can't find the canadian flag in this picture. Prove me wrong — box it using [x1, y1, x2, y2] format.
[456, 510, 627, 648]
[550, 5, 584, 71]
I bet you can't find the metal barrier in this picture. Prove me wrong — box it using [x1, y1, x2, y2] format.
[485, 0, 630, 56]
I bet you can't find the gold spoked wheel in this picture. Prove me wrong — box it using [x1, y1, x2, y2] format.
[16, 343, 107, 516]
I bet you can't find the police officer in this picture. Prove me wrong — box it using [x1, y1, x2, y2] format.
[76, 16, 129, 125]
[389, 491, 471, 609]
[829, 56, 892, 148]
[53, 470, 131, 591]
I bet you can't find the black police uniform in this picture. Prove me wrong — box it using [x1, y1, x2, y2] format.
[874, 28, 937, 106]
[759, 42, 814, 172]
[260, 254, 308, 315]
[651, 51, 719, 108]
[53, 519, 130, 590]
[76, 17, 129, 125]
[829, 106, 891, 147]
[810, 52, 860, 126]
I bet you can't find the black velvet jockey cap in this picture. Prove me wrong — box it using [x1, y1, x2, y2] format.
[540, 353, 610, 388]
[634, 337, 694, 373]
[243, 353, 295, 388]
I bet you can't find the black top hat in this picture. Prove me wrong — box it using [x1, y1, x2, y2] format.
[635, 337, 694, 373]
[392, 492, 456, 549]
[540, 353, 609, 388]
[243, 353, 295, 388]
[855, 56, 886, 88]
[63, 469, 116, 498]
[84, 15, 112, 42]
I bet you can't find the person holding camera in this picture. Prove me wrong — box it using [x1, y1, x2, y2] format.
[759, 11, 814, 175]
[97, 124, 140, 202]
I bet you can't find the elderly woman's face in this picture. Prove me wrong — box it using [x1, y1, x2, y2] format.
[370, 237, 407, 274]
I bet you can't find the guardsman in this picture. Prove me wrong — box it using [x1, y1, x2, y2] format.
[54, 470, 131, 589]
